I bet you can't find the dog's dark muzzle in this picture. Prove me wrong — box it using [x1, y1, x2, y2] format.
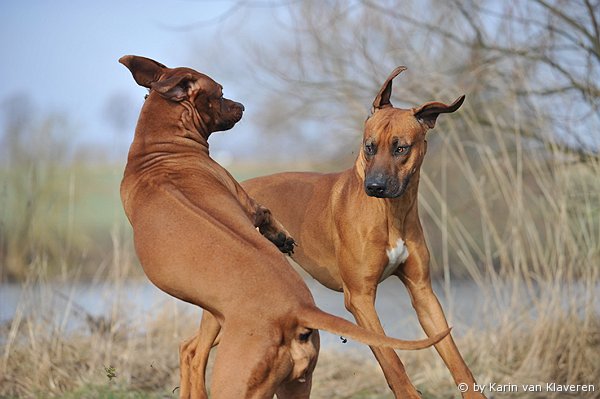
[216, 100, 244, 131]
[364, 173, 406, 198]
[231, 101, 245, 114]
[365, 174, 388, 197]
[227, 100, 245, 121]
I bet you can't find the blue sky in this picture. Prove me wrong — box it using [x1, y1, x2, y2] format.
[0, 0, 275, 161]
[2, 1, 598, 164]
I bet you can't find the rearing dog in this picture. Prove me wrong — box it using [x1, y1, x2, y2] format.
[185, 67, 485, 399]
[119, 56, 449, 399]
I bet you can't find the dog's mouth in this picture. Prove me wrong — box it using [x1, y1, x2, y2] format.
[214, 101, 244, 132]
[231, 105, 244, 123]
[364, 175, 410, 198]
[366, 187, 402, 199]
[218, 113, 243, 131]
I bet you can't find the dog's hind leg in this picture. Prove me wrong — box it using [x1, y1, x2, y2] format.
[275, 379, 313, 399]
[275, 329, 319, 399]
[179, 330, 199, 399]
[209, 323, 286, 399]
[183, 311, 221, 399]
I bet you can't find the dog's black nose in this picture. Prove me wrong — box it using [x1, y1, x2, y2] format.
[365, 180, 387, 197]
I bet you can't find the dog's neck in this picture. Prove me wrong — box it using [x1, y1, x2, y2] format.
[131, 93, 211, 157]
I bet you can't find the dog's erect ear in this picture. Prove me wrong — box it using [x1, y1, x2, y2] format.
[151, 73, 195, 102]
[119, 55, 167, 88]
[372, 66, 407, 112]
[413, 95, 465, 129]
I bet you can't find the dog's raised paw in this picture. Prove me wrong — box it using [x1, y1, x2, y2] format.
[275, 232, 296, 255]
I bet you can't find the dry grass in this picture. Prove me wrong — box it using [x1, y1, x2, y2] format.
[0, 253, 187, 399]
[2, 104, 599, 398]
[1, 256, 598, 398]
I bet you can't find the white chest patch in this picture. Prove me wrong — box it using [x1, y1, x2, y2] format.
[380, 238, 409, 283]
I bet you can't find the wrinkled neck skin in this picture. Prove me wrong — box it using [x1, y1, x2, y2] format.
[121, 92, 216, 218]
[127, 92, 211, 168]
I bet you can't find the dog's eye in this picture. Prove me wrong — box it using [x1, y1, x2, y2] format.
[364, 142, 376, 156]
[298, 329, 313, 342]
[394, 145, 410, 156]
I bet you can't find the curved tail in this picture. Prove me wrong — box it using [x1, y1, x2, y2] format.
[299, 308, 450, 350]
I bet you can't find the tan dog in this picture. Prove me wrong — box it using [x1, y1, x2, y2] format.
[187, 67, 485, 399]
[119, 56, 449, 399]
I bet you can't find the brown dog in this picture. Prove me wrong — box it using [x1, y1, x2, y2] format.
[119, 56, 449, 399]
[187, 67, 485, 398]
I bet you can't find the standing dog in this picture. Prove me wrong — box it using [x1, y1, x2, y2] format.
[119, 56, 448, 399]
[187, 67, 485, 398]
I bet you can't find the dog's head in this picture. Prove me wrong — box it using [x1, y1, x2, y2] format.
[119, 55, 244, 134]
[361, 67, 465, 198]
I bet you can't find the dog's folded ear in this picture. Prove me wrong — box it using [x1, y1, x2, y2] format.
[119, 55, 195, 102]
[119, 55, 167, 88]
[412, 95, 465, 129]
[151, 73, 195, 102]
[372, 66, 407, 112]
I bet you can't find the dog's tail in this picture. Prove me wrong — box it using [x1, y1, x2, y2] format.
[299, 307, 450, 350]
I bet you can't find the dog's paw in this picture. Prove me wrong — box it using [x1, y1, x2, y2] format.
[272, 232, 296, 255]
[256, 214, 296, 255]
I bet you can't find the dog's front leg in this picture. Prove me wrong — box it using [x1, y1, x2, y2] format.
[398, 238, 486, 399]
[339, 255, 422, 398]
[253, 204, 296, 255]
[231, 182, 296, 255]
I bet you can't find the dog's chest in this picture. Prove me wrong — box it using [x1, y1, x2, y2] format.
[379, 238, 409, 282]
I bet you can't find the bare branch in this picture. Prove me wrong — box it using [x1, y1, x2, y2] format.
[534, 0, 597, 46]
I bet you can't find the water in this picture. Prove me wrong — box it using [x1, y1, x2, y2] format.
[1, 276, 596, 355]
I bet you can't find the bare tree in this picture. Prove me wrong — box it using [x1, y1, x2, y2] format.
[194, 0, 600, 278]
[213, 0, 598, 161]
